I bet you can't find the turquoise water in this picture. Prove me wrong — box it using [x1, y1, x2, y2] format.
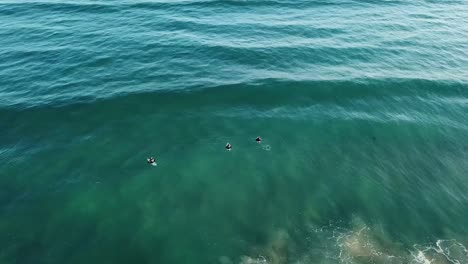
[1, 1, 468, 263]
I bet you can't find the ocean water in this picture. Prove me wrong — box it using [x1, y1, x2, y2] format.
[1, 0, 468, 263]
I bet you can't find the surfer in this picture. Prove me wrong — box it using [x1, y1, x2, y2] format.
[256, 136, 262, 143]
[225, 143, 232, 151]
[148, 157, 156, 164]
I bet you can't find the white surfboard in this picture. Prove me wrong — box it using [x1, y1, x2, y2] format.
[147, 159, 157, 166]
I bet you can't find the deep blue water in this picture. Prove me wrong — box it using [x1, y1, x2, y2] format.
[1, 1, 468, 263]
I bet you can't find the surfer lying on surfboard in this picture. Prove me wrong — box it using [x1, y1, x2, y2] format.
[147, 157, 156, 165]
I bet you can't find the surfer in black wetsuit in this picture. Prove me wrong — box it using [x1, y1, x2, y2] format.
[256, 137, 262, 143]
[225, 143, 232, 151]
[148, 157, 156, 164]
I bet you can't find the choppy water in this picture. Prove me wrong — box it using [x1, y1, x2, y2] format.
[1, 1, 468, 264]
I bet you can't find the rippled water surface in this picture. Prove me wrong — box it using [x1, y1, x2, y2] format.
[1, 1, 467, 263]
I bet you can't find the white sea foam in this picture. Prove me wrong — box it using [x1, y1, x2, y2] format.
[229, 219, 468, 264]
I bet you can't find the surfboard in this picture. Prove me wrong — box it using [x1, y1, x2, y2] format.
[147, 159, 157, 166]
